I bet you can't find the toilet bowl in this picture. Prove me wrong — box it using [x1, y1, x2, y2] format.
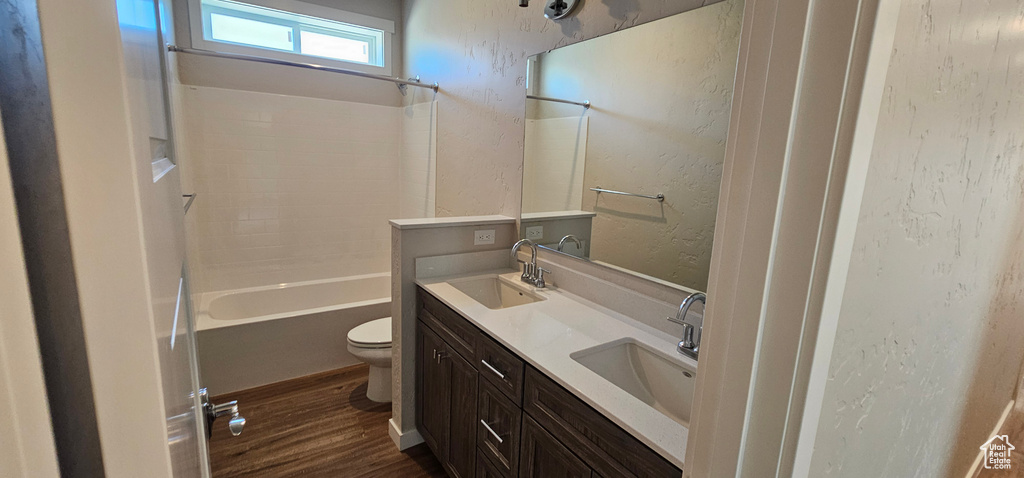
[347, 317, 392, 403]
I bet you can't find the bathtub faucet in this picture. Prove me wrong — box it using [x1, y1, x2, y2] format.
[511, 239, 549, 288]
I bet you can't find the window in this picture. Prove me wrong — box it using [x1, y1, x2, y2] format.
[190, 0, 393, 74]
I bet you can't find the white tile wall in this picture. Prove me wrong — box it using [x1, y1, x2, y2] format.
[522, 116, 589, 213]
[179, 86, 435, 292]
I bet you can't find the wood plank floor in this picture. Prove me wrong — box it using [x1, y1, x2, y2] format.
[209, 364, 445, 477]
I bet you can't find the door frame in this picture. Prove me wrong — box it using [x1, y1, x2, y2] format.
[685, 0, 900, 476]
[0, 2, 107, 476]
[15, 0, 187, 475]
[0, 109, 62, 478]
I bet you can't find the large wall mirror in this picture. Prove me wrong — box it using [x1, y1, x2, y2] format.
[519, 0, 743, 292]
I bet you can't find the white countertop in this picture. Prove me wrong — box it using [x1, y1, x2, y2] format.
[416, 270, 695, 468]
[520, 210, 598, 220]
[389, 215, 515, 229]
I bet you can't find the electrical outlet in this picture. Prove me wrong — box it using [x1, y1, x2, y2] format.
[474, 229, 495, 245]
[525, 225, 544, 240]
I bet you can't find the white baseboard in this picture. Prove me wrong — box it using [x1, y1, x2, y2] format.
[965, 400, 1015, 478]
[389, 418, 424, 451]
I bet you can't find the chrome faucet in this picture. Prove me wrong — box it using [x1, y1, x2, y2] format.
[557, 234, 583, 252]
[667, 292, 706, 359]
[511, 238, 550, 288]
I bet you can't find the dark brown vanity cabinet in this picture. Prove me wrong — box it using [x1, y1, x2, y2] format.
[416, 287, 681, 478]
[520, 415, 591, 478]
[417, 317, 478, 478]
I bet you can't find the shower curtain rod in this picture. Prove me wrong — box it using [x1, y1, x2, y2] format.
[527, 94, 590, 108]
[166, 45, 440, 92]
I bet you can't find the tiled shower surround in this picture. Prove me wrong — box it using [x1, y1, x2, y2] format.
[179, 86, 435, 293]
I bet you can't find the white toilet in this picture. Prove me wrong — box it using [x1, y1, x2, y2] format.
[346, 317, 393, 403]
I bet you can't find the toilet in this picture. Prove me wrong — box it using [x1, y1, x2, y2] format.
[347, 317, 393, 403]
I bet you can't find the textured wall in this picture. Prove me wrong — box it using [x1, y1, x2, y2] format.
[399, 101, 438, 219]
[402, 0, 726, 217]
[809, 0, 1024, 475]
[528, 2, 741, 290]
[522, 116, 589, 213]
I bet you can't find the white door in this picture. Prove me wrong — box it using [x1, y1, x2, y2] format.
[116, 0, 212, 476]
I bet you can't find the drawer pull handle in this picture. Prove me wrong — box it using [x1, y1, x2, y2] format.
[481, 359, 506, 380]
[480, 420, 504, 444]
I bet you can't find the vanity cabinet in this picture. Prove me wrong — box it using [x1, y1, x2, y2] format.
[417, 316, 479, 478]
[416, 287, 682, 478]
[520, 415, 591, 478]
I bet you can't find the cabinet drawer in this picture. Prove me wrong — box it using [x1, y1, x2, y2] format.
[419, 289, 479, 361]
[477, 380, 522, 477]
[475, 333, 524, 405]
[523, 367, 680, 478]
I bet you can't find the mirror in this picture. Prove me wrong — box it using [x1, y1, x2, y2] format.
[519, 0, 743, 292]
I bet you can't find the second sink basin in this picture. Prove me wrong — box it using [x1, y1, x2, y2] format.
[571, 338, 695, 427]
[447, 275, 544, 310]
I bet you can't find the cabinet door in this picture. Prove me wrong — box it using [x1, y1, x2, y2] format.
[418, 323, 449, 460]
[520, 415, 591, 478]
[477, 450, 506, 478]
[447, 350, 478, 478]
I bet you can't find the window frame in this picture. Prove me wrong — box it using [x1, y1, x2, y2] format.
[187, 0, 394, 75]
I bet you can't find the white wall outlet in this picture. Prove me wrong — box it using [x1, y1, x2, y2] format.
[474, 229, 495, 245]
[525, 225, 544, 240]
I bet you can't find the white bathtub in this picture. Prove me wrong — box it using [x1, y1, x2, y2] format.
[195, 273, 391, 394]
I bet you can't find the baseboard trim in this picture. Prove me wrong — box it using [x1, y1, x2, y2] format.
[965, 400, 1015, 478]
[389, 418, 424, 451]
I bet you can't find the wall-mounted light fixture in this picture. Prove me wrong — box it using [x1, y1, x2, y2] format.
[519, 0, 579, 20]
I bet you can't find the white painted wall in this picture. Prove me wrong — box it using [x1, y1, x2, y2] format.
[808, 0, 1024, 475]
[180, 86, 435, 292]
[402, 0, 726, 218]
[528, 2, 742, 290]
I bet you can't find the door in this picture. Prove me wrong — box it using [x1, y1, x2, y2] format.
[519, 416, 591, 478]
[447, 350, 478, 478]
[418, 323, 450, 458]
[115, 0, 211, 475]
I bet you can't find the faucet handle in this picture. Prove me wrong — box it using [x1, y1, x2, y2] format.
[679, 323, 695, 349]
[668, 316, 696, 349]
[535, 268, 550, 288]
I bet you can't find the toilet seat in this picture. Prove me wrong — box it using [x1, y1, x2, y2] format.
[347, 317, 392, 349]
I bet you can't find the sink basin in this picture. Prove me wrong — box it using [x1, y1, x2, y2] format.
[447, 275, 544, 310]
[571, 339, 694, 427]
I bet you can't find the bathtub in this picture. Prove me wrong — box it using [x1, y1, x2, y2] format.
[195, 273, 391, 394]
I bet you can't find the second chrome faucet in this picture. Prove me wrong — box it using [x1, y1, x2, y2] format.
[668, 292, 706, 359]
[511, 238, 550, 288]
